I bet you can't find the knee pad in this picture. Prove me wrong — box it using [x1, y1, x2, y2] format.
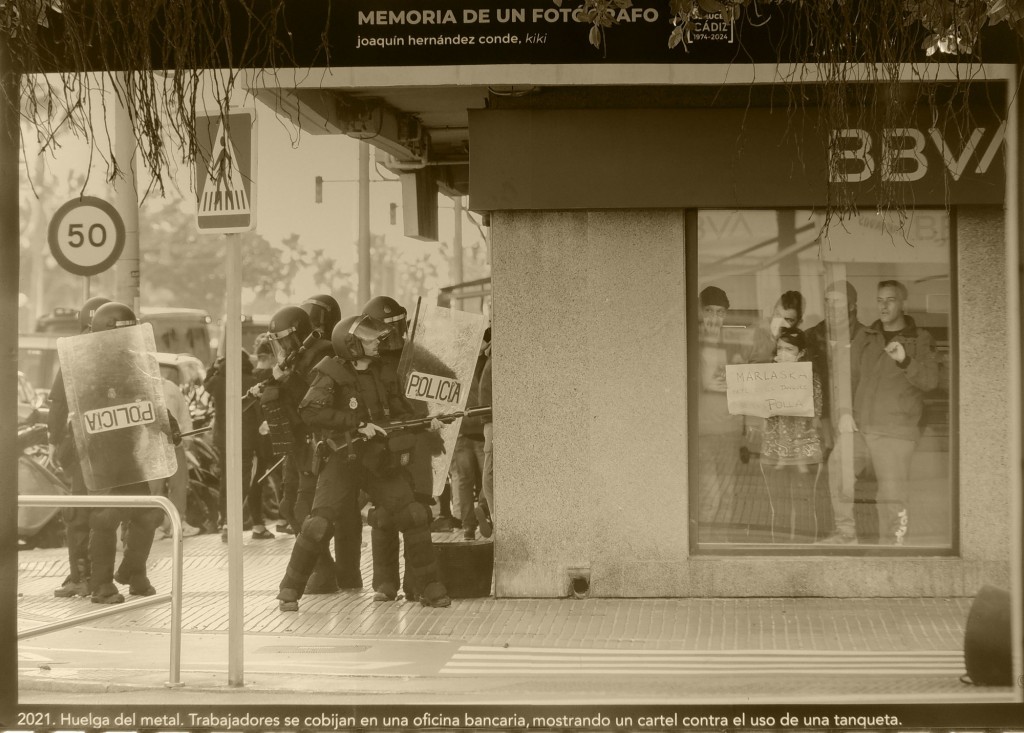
[135, 507, 164, 531]
[89, 507, 121, 531]
[366, 506, 394, 531]
[393, 501, 431, 532]
[300, 514, 332, 543]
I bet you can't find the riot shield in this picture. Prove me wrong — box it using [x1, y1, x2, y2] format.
[57, 323, 177, 493]
[397, 299, 488, 496]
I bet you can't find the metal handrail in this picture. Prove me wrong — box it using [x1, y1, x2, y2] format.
[16, 494, 184, 687]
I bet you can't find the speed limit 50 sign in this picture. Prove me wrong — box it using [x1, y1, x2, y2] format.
[47, 196, 126, 277]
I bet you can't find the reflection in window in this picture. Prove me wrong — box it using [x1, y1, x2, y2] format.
[693, 210, 953, 551]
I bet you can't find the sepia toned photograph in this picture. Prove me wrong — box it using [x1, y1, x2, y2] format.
[2, 0, 1022, 728]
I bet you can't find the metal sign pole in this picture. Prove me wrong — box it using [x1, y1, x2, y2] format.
[194, 107, 255, 688]
[225, 232, 244, 687]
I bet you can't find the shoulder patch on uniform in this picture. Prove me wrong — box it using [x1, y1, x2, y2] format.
[314, 355, 355, 387]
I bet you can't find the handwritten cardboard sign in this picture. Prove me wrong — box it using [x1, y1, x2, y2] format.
[725, 361, 814, 418]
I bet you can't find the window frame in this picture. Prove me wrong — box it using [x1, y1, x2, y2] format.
[686, 207, 961, 557]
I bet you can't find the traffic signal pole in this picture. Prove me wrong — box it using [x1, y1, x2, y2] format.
[113, 76, 141, 315]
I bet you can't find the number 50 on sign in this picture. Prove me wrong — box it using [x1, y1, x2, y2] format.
[47, 196, 126, 277]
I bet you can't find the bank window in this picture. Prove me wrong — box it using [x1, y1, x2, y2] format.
[691, 209, 954, 552]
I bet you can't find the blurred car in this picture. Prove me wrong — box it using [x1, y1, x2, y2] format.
[155, 352, 212, 422]
[17, 371, 48, 425]
[141, 307, 214, 366]
[215, 313, 271, 358]
[18, 332, 61, 399]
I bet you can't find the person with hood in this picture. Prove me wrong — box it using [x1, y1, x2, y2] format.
[205, 348, 269, 540]
[849, 280, 939, 546]
[808, 280, 871, 545]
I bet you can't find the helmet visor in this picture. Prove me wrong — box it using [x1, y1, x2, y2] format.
[377, 313, 406, 352]
[350, 318, 393, 360]
[268, 325, 302, 363]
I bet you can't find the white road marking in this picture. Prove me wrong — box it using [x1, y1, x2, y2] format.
[441, 647, 965, 676]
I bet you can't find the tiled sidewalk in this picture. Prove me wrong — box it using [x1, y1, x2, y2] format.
[14, 529, 1012, 702]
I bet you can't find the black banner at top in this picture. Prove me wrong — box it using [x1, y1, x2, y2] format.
[25, 0, 1021, 73]
[289, 0, 1019, 67]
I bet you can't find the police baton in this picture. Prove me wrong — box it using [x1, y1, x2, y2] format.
[178, 425, 213, 439]
[383, 405, 492, 432]
[256, 455, 286, 484]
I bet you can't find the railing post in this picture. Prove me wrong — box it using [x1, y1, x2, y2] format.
[16, 494, 184, 686]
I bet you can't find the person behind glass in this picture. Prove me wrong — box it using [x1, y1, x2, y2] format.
[850, 280, 939, 546]
[808, 281, 870, 545]
[204, 348, 270, 540]
[696, 286, 742, 534]
[452, 328, 490, 541]
[759, 327, 823, 543]
[49, 295, 109, 598]
[746, 291, 805, 364]
[88, 302, 169, 603]
[276, 315, 451, 611]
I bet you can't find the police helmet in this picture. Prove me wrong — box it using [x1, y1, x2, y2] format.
[301, 293, 342, 339]
[79, 296, 111, 332]
[90, 302, 138, 332]
[268, 306, 313, 364]
[332, 315, 392, 361]
[361, 295, 407, 353]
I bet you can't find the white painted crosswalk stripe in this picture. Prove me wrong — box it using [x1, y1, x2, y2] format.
[441, 647, 964, 675]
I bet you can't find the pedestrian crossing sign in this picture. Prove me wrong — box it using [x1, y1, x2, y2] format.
[195, 109, 256, 233]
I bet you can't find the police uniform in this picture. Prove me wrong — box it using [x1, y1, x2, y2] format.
[260, 337, 353, 590]
[77, 302, 165, 604]
[276, 354, 448, 609]
[370, 348, 443, 599]
[49, 370, 91, 596]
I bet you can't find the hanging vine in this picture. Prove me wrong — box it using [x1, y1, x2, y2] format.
[0, 0, 332, 194]
[1, 0, 1022, 219]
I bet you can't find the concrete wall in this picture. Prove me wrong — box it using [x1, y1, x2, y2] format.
[490, 207, 1013, 598]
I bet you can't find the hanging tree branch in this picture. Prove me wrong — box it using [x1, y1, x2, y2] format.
[0, 0, 332, 193]
[1, 0, 1021, 222]
[562, 0, 1023, 225]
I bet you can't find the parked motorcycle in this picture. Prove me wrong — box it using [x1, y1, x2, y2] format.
[17, 423, 68, 549]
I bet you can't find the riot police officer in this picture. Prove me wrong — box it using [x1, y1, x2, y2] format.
[301, 293, 362, 589]
[302, 293, 342, 340]
[50, 295, 110, 597]
[259, 304, 342, 592]
[361, 296, 441, 601]
[276, 315, 451, 611]
[87, 302, 167, 604]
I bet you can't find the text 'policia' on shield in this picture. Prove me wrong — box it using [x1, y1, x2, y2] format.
[406, 371, 462, 405]
[83, 401, 156, 434]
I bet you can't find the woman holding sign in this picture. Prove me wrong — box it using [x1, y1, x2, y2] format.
[759, 327, 823, 543]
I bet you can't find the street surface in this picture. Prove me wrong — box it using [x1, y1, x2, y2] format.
[15, 528, 1018, 705]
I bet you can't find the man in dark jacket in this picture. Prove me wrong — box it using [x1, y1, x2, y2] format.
[205, 349, 268, 539]
[850, 280, 939, 546]
[808, 281, 870, 545]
